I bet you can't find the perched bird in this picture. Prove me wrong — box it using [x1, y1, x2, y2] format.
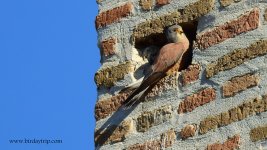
[122, 25, 190, 108]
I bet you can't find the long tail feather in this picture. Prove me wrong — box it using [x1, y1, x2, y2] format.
[123, 72, 165, 109]
[119, 78, 143, 94]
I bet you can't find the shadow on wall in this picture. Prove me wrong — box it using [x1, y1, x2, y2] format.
[95, 104, 137, 147]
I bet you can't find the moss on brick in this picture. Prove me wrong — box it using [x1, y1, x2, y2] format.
[94, 61, 134, 88]
[250, 125, 267, 142]
[206, 40, 267, 78]
[136, 105, 173, 132]
[199, 115, 220, 134]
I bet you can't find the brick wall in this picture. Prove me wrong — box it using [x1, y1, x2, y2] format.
[94, 0, 267, 149]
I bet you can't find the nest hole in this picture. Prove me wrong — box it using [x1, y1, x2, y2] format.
[134, 20, 198, 71]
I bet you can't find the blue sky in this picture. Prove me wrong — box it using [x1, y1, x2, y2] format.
[0, 0, 99, 149]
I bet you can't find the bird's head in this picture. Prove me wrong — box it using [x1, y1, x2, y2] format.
[165, 25, 188, 43]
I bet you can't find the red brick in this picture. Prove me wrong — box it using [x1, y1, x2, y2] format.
[207, 135, 240, 150]
[196, 8, 259, 50]
[180, 124, 197, 139]
[100, 38, 116, 56]
[181, 64, 200, 86]
[178, 88, 216, 114]
[95, 3, 133, 28]
[95, 92, 131, 121]
[199, 96, 267, 135]
[222, 74, 259, 97]
[156, 0, 170, 6]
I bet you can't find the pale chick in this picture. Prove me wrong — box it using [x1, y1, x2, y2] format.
[122, 25, 189, 108]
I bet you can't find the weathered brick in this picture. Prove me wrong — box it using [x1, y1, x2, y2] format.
[199, 115, 220, 134]
[222, 74, 259, 97]
[196, 8, 259, 50]
[219, 112, 231, 126]
[250, 124, 267, 142]
[95, 2, 133, 28]
[207, 135, 240, 150]
[145, 72, 178, 99]
[100, 38, 116, 57]
[137, 105, 173, 132]
[228, 107, 243, 123]
[95, 120, 133, 146]
[160, 129, 176, 147]
[139, 0, 153, 10]
[95, 92, 131, 121]
[127, 140, 161, 150]
[156, 0, 170, 6]
[180, 124, 197, 139]
[219, 0, 233, 7]
[219, 0, 241, 7]
[94, 62, 134, 88]
[178, 88, 216, 114]
[206, 40, 267, 78]
[133, 0, 215, 48]
[200, 96, 267, 134]
[181, 64, 200, 86]
[127, 129, 176, 150]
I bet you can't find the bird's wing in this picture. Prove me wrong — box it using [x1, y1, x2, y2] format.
[152, 43, 186, 73]
[122, 43, 186, 108]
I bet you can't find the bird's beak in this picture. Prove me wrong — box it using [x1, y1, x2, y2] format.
[175, 28, 183, 34]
